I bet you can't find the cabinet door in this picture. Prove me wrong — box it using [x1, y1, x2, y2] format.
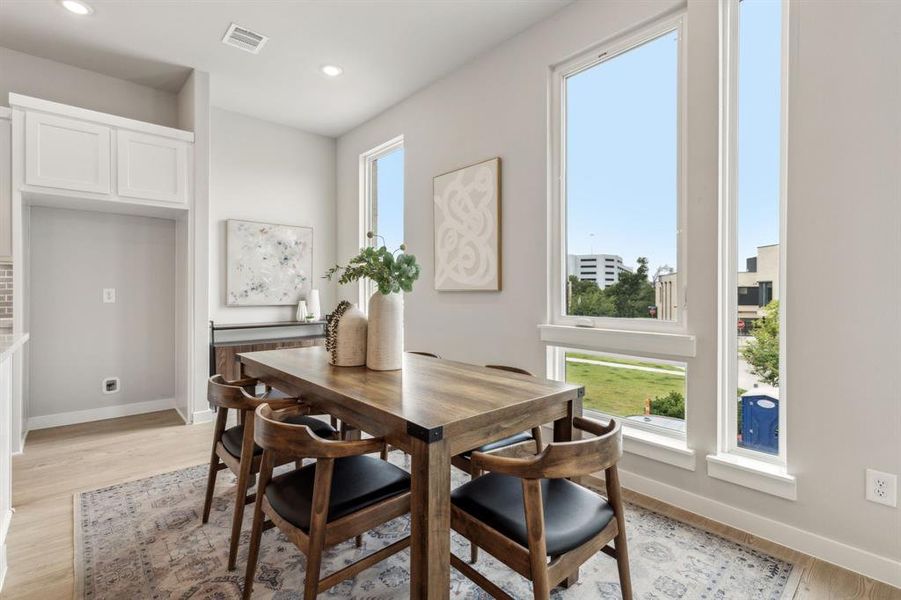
[25, 112, 111, 194]
[117, 130, 187, 204]
[0, 119, 10, 261]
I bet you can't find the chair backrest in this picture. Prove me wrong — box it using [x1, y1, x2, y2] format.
[485, 364, 533, 376]
[408, 351, 440, 359]
[470, 416, 622, 480]
[208, 374, 261, 411]
[254, 404, 385, 459]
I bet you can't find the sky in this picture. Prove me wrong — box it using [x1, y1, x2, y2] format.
[374, 147, 405, 253]
[566, 0, 782, 276]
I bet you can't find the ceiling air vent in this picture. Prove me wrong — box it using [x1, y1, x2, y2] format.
[221, 23, 268, 54]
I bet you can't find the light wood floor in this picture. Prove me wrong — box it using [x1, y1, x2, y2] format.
[3, 410, 899, 599]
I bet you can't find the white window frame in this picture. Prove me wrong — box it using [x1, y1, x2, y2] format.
[358, 135, 404, 309]
[548, 14, 688, 335]
[716, 0, 790, 467]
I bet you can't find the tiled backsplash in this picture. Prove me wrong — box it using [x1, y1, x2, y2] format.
[0, 263, 11, 319]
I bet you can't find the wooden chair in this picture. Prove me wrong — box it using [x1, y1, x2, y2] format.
[451, 365, 544, 566]
[243, 404, 412, 600]
[202, 375, 338, 571]
[450, 417, 632, 600]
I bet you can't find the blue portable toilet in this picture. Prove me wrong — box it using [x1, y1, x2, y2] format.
[739, 391, 779, 455]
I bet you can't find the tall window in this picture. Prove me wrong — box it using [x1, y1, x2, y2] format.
[361, 136, 404, 304]
[557, 22, 681, 325]
[721, 0, 786, 461]
[548, 16, 687, 438]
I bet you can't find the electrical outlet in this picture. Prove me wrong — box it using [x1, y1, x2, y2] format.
[102, 288, 116, 303]
[102, 377, 120, 394]
[866, 469, 897, 507]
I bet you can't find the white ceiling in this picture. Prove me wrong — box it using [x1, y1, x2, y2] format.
[0, 0, 571, 136]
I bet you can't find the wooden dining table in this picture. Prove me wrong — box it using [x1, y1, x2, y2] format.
[239, 346, 585, 599]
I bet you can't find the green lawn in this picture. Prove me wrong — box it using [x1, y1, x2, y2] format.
[565, 354, 685, 416]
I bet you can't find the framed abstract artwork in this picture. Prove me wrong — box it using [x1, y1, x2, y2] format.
[433, 157, 501, 291]
[226, 219, 313, 306]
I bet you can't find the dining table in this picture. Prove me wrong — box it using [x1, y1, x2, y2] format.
[238, 346, 585, 599]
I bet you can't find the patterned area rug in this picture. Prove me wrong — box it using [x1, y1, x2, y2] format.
[75, 454, 797, 599]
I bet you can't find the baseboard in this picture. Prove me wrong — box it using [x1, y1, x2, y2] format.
[11, 430, 27, 456]
[173, 405, 189, 424]
[613, 467, 901, 589]
[26, 398, 176, 430]
[191, 408, 214, 424]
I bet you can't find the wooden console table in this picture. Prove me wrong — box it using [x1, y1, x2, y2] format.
[209, 320, 326, 380]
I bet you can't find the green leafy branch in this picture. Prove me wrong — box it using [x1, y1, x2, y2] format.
[323, 232, 421, 295]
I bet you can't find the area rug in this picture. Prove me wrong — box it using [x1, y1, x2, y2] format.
[74, 454, 798, 599]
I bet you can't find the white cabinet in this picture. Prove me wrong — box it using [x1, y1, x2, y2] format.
[0, 117, 10, 261]
[24, 112, 111, 194]
[117, 130, 188, 204]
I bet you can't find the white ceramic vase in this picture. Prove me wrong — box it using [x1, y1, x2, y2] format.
[307, 289, 321, 320]
[295, 300, 308, 321]
[366, 292, 403, 371]
[330, 304, 367, 366]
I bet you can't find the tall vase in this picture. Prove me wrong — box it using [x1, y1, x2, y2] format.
[367, 292, 403, 370]
[307, 289, 321, 320]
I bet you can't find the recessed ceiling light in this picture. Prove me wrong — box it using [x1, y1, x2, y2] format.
[320, 64, 343, 78]
[60, 0, 93, 15]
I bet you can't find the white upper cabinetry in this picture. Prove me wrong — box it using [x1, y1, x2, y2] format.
[25, 112, 111, 194]
[116, 130, 187, 204]
[12, 94, 193, 211]
[0, 111, 11, 261]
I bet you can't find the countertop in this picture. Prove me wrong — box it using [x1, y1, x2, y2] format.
[0, 331, 28, 362]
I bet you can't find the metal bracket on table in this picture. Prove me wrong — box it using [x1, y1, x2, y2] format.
[406, 422, 444, 443]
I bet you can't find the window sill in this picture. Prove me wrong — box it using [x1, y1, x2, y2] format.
[538, 324, 696, 358]
[622, 425, 696, 471]
[706, 453, 797, 500]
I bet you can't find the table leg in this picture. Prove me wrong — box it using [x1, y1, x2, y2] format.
[409, 436, 451, 599]
[553, 395, 582, 586]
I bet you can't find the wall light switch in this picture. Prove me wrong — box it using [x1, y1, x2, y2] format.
[103, 288, 116, 304]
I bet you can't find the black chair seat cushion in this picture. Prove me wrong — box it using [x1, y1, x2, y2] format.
[451, 472, 614, 556]
[265, 455, 411, 532]
[221, 415, 336, 458]
[462, 431, 534, 458]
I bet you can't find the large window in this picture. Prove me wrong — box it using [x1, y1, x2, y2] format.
[360, 136, 404, 304]
[549, 16, 687, 438]
[555, 20, 682, 326]
[720, 0, 786, 462]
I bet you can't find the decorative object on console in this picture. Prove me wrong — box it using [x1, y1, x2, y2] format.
[433, 157, 501, 291]
[295, 300, 307, 321]
[324, 233, 421, 371]
[306, 288, 321, 320]
[325, 300, 367, 366]
[226, 219, 313, 306]
[366, 290, 403, 370]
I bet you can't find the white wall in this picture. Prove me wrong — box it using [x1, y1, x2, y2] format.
[336, 0, 901, 580]
[0, 46, 178, 127]
[211, 108, 337, 324]
[28, 207, 176, 421]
